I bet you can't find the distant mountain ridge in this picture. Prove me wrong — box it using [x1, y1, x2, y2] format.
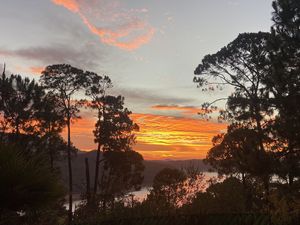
[57, 150, 211, 193]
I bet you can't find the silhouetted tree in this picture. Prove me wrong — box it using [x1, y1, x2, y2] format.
[93, 95, 139, 152]
[0, 144, 65, 225]
[194, 32, 275, 205]
[33, 92, 67, 169]
[265, 0, 300, 186]
[37, 133, 77, 170]
[206, 124, 276, 211]
[35, 92, 66, 135]
[40, 64, 87, 223]
[194, 32, 272, 129]
[146, 168, 186, 215]
[0, 64, 10, 141]
[92, 95, 142, 210]
[84, 73, 112, 197]
[0, 72, 44, 138]
[184, 177, 248, 214]
[99, 150, 144, 211]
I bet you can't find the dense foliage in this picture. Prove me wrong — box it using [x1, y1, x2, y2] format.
[192, 0, 300, 222]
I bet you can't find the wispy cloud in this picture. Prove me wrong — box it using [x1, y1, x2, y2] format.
[116, 87, 194, 106]
[0, 43, 104, 69]
[151, 104, 203, 116]
[52, 0, 155, 50]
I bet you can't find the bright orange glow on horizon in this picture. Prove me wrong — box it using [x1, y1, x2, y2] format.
[29, 66, 44, 74]
[131, 114, 226, 159]
[62, 113, 227, 160]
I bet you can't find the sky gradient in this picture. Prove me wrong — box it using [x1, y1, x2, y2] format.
[1, 0, 273, 159]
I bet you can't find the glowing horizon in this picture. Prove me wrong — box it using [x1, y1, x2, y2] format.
[62, 112, 227, 160]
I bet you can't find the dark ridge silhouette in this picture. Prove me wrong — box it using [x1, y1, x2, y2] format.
[56, 150, 211, 194]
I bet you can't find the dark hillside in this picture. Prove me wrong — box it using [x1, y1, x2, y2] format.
[57, 150, 211, 193]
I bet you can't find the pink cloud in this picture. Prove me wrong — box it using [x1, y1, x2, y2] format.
[29, 66, 44, 74]
[13, 65, 44, 76]
[51, 0, 155, 50]
[52, 0, 79, 13]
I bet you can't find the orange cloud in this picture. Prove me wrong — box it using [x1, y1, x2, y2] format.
[136, 143, 210, 160]
[52, 0, 79, 12]
[13, 65, 44, 75]
[151, 104, 203, 116]
[131, 113, 226, 147]
[29, 66, 44, 74]
[62, 113, 227, 160]
[110, 27, 155, 51]
[51, 0, 155, 50]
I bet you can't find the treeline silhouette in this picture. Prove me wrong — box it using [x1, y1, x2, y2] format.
[0, 64, 143, 225]
[1, 0, 300, 225]
[92, 214, 275, 225]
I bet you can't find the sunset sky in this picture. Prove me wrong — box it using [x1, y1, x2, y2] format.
[0, 0, 273, 159]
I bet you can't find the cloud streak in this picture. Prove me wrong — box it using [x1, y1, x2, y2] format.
[61, 112, 227, 159]
[52, 0, 155, 50]
[131, 113, 226, 148]
[151, 104, 203, 116]
[117, 87, 194, 106]
[0, 43, 103, 70]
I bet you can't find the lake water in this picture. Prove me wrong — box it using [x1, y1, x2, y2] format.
[65, 172, 218, 211]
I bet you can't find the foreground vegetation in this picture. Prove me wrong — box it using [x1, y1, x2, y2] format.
[1, 0, 300, 224]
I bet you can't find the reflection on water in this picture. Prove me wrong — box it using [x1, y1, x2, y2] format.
[65, 172, 218, 211]
[65, 187, 152, 211]
[127, 187, 150, 201]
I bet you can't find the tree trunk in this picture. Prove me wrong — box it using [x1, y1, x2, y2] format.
[50, 147, 54, 171]
[48, 125, 54, 171]
[85, 157, 91, 205]
[287, 142, 295, 187]
[94, 107, 104, 197]
[0, 122, 7, 144]
[100, 169, 106, 212]
[93, 142, 101, 196]
[254, 105, 271, 210]
[15, 118, 20, 140]
[242, 173, 252, 212]
[67, 115, 73, 225]
[262, 175, 270, 212]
